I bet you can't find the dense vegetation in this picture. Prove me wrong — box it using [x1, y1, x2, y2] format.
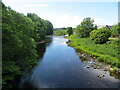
[111, 24, 120, 37]
[75, 17, 96, 38]
[54, 29, 67, 36]
[90, 27, 111, 44]
[2, 2, 53, 89]
[67, 17, 119, 69]
[53, 27, 73, 36]
[67, 27, 73, 36]
[27, 13, 53, 42]
[68, 35, 119, 67]
[2, 0, 120, 88]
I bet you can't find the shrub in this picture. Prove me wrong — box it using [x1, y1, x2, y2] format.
[67, 27, 73, 36]
[90, 27, 111, 44]
[111, 23, 120, 37]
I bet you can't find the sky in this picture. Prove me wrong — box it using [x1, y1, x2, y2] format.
[2, 0, 119, 28]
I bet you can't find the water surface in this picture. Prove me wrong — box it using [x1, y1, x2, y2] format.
[19, 36, 119, 88]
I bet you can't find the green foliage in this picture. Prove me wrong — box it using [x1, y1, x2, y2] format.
[2, 2, 53, 88]
[44, 20, 53, 35]
[54, 30, 67, 36]
[2, 3, 38, 88]
[75, 25, 85, 38]
[93, 25, 97, 30]
[27, 13, 53, 42]
[111, 24, 120, 37]
[27, 13, 45, 42]
[81, 17, 94, 30]
[75, 17, 95, 37]
[67, 35, 119, 67]
[90, 27, 111, 44]
[67, 27, 73, 36]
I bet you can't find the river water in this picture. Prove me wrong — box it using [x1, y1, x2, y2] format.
[19, 36, 119, 88]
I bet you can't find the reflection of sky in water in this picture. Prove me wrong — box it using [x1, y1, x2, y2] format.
[19, 36, 120, 88]
[52, 36, 68, 45]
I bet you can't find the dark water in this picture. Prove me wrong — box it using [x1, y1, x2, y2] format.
[19, 36, 119, 88]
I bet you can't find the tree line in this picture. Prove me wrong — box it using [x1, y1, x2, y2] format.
[2, 1, 53, 88]
[67, 17, 120, 69]
[73, 17, 120, 44]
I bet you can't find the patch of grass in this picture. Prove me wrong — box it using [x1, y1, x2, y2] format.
[54, 30, 67, 36]
[67, 35, 119, 67]
[109, 67, 120, 79]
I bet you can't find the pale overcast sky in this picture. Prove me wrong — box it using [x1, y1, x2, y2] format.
[2, 0, 119, 28]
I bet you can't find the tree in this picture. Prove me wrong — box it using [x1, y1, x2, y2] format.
[81, 17, 94, 30]
[75, 17, 94, 38]
[27, 13, 53, 42]
[90, 27, 111, 44]
[43, 20, 53, 35]
[111, 23, 120, 38]
[27, 13, 46, 42]
[93, 25, 98, 30]
[67, 27, 73, 36]
[75, 25, 85, 37]
[2, 2, 53, 88]
[62, 27, 66, 30]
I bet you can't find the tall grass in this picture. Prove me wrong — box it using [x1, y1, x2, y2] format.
[68, 35, 119, 67]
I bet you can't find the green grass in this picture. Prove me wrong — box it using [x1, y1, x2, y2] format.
[54, 30, 67, 36]
[67, 35, 120, 68]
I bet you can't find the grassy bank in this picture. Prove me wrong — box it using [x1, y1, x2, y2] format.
[67, 35, 120, 68]
[54, 30, 67, 36]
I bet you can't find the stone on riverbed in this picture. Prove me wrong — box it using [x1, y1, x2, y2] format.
[86, 66, 90, 68]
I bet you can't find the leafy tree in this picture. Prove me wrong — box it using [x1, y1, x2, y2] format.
[81, 17, 94, 29]
[27, 13, 53, 42]
[90, 27, 111, 44]
[75, 25, 85, 38]
[75, 17, 94, 37]
[44, 20, 53, 35]
[67, 27, 73, 36]
[93, 25, 98, 30]
[62, 27, 66, 30]
[111, 23, 120, 38]
[54, 30, 67, 36]
[27, 13, 46, 42]
[2, 3, 51, 88]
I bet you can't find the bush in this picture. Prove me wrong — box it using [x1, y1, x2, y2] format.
[111, 24, 120, 37]
[90, 27, 111, 44]
[67, 27, 73, 36]
[75, 17, 95, 38]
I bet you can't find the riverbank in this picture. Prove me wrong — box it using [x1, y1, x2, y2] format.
[67, 35, 120, 78]
[19, 36, 119, 88]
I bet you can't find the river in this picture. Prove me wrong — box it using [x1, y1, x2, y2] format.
[19, 36, 119, 88]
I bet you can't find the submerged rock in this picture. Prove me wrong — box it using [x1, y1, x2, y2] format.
[97, 71, 106, 78]
[86, 66, 90, 68]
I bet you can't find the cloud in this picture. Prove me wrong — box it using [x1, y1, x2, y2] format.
[39, 14, 115, 28]
[38, 14, 83, 28]
[40, 14, 115, 28]
[18, 0, 120, 2]
[24, 4, 49, 7]
[94, 18, 117, 25]
[94, 19, 105, 25]
[3, 0, 119, 4]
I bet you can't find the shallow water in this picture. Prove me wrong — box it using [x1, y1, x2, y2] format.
[19, 36, 119, 88]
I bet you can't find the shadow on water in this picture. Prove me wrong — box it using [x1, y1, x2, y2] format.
[18, 36, 120, 88]
[18, 37, 53, 89]
[36, 37, 53, 59]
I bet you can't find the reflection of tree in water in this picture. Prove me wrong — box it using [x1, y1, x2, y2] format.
[19, 37, 53, 88]
[36, 37, 53, 59]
